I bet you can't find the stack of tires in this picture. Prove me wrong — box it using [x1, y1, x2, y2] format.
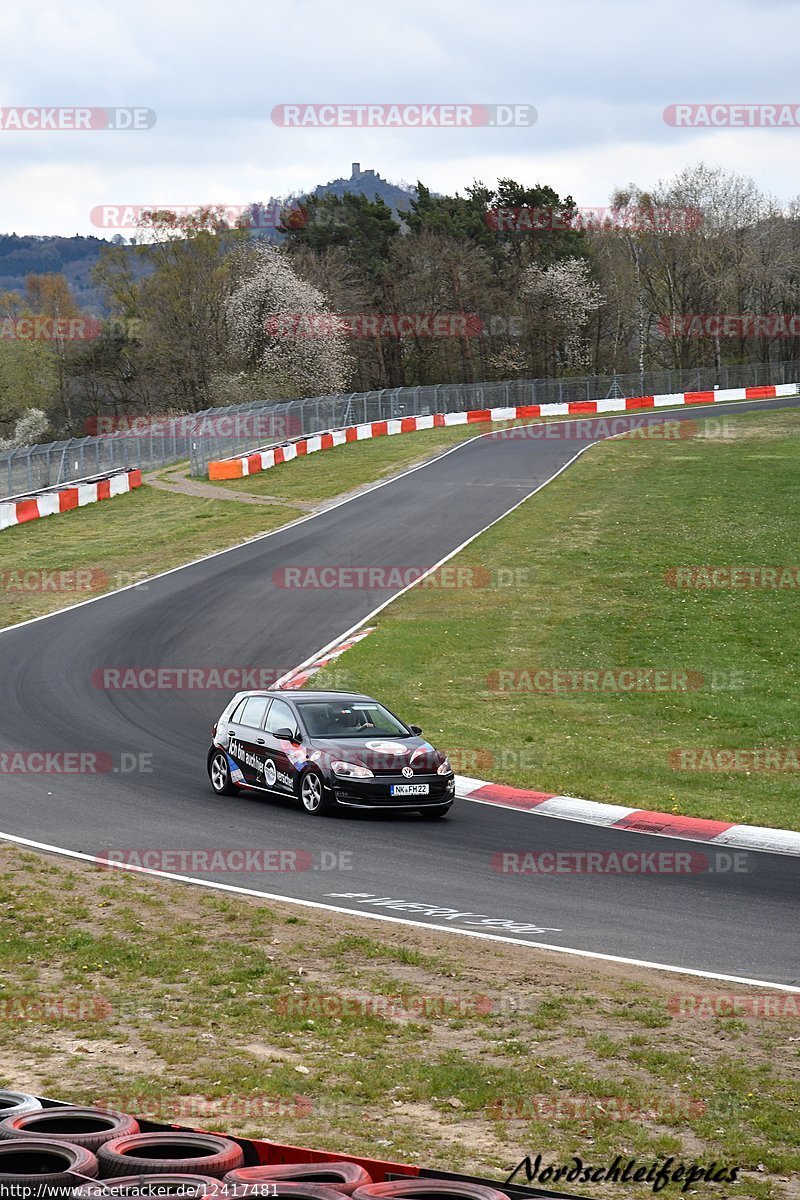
[0, 1092, 512, 1200]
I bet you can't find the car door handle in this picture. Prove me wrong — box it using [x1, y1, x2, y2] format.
[256, 738, 266, 745]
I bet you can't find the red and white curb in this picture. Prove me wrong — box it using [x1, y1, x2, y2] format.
[207, 383, 798, 480]
[456, 776, 800, 855]
[0, 469, 143, 532]
[274, 627, 376, 689]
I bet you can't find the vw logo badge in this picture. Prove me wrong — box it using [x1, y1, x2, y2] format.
[402, 766, 413, 778]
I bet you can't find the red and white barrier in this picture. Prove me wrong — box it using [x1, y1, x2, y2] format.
[0, 469, 142, 533]
[207, 384, 797, 480]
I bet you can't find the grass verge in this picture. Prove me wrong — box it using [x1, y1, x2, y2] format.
[0, 485, 303, 627]
[0, 844, 796, 1198]
[314, 409, 800, 831]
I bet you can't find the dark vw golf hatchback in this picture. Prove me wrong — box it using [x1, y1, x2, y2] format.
[208, 690, 455, 817]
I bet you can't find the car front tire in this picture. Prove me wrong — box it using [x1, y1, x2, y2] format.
[299, 768, 334, 815]
[209, 749, 237, 796]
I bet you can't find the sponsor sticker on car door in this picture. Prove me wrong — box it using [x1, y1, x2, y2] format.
[262, 697, 300, 793]
[228, 694, 270, 786]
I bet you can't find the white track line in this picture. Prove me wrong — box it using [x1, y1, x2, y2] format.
[0, 828, 797, 993]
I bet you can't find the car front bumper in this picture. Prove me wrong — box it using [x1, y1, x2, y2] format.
[331, 773, 455, 809]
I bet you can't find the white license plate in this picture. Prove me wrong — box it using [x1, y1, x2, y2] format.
[390, 783, 430, 796]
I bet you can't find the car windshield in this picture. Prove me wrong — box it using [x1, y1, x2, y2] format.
[296, 700, 409, 739]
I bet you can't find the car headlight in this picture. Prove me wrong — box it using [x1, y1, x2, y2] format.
[331, 760, 374, 779]
[437, 758, 453, 775]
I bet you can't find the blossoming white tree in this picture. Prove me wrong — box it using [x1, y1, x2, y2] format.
[226, 243, 352, 398]
[521, 257, 603, 372]
[0, 408, 49, 451]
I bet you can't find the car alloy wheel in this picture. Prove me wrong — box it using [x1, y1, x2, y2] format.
[209, 751, 235, 796]
[300, 770, 328, 814]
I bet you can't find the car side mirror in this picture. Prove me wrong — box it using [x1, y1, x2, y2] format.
[275, 727, 301, 743]
[409, 724, 423, 735]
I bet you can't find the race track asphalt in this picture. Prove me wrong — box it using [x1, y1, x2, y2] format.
[1, 398, 798, 986]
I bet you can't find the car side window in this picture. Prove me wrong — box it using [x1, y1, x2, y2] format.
[265, 698, 297, 737]
[239, 696, 270, 729]
[228, 698, 248, 724]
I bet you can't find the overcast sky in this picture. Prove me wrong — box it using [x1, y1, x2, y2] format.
[2, 0, 799, 238]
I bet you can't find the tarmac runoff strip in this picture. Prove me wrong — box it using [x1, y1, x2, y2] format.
[0, 827, 797, 993]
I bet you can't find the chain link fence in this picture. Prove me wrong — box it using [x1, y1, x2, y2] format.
[2, 359, 798, 499]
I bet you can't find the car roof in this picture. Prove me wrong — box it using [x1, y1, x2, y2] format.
[236, 690, 374, 702]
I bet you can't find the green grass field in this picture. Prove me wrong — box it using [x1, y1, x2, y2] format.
[0, 845, 795, 1197]
[314, 409, 800, 831]
[0, 486, 301, 626]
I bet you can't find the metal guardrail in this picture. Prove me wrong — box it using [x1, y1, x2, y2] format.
[3, 359, 799, 499]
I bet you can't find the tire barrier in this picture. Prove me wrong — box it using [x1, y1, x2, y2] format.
[223, 1186, 357, 1200]
[223, 1163, 373, 1194]
[0, 1136, 99, 1194]
[97, 1132, 245, 1179]
[0, 1105, 139, 1151]
[0, 1090, 42, 1119]
[0, 1092, 600, 1199]
[352, 1184, 510, 1200]
[71, 1174, 224, 1197]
